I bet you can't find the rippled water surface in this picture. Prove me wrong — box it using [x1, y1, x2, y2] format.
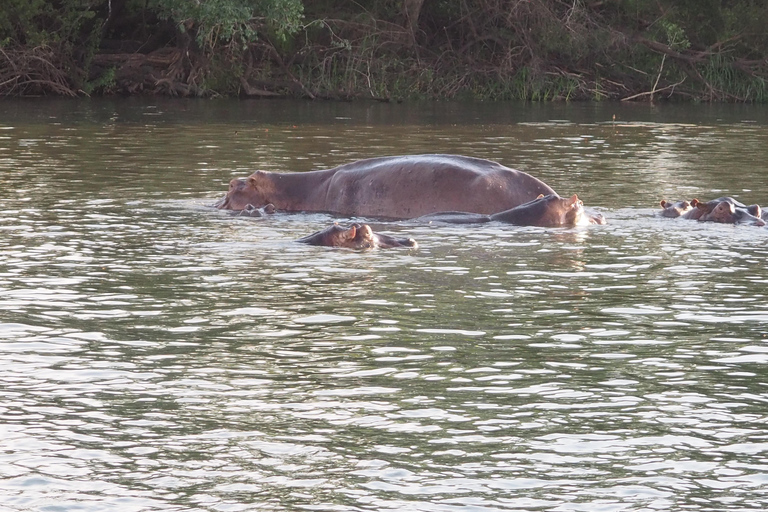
[1, 99, 768, 511]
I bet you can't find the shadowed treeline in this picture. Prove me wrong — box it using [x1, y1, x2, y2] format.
[2, 0, 767, 102]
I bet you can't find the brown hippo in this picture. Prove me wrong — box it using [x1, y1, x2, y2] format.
[660, 197, 764, 225]
[215, 154, 557, 219]
[298, 223, 418, 249]
[416, 194, 605, 227]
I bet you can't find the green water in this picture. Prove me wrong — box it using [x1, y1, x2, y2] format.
[1, 98, 767, 511]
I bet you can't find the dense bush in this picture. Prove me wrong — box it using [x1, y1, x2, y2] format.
[1, 0, 766, 101]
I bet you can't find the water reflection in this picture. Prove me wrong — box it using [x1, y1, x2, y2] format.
[1, 100, 768, 511]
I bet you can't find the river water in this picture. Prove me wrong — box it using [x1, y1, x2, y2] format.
[1, 99, 767, 511]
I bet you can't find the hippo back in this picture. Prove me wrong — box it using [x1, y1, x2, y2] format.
[323, 154, 557, 219]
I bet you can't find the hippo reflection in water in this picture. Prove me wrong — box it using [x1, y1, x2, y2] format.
[660, 197, 765, 226]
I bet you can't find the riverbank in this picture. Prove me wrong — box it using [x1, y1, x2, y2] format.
[2, 1, 767, 102]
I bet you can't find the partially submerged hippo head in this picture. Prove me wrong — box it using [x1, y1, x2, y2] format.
[698, 200, 766, 226]
[298, 223, 418, 250]
[491, 194, 599, 227]
[540, 194, 591, 227]
[215, 173, 272, 210]
[238, 203, 276, 217]
[661, 196, 766, 226]
[660, 199, 693, 218]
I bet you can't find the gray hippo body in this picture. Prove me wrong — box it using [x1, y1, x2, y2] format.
[216, 154, 557, 219]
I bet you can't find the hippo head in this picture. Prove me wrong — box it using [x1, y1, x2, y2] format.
[660, 199, 693, 218]
[329, 223, 368, 248]
[340, 223, 377, 249]
[215, 172, 273, 210]
[299, 223, 418, 249]
[699, 200, 766, 226]
[499, 193, 593, 227]
[238, 203, 276, 217]
[339, 223, 417, 249]
[533, 194, 591, 227]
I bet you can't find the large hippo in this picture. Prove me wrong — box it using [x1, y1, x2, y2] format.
[699, 200, 765, 226]
[416, 194, 606, 227]
[660, 197, 765, 226]
[215, 154, 557, 219]
[298, 223, 417, 249]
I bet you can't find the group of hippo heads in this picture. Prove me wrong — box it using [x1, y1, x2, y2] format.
[660, 197, 766, 226]
[214, 154, 765, 250]
[215, 154, 606, 249]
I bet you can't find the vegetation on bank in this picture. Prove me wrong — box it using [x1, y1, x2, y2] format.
[1, 0, 767, 102]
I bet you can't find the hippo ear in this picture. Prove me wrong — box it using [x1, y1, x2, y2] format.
[568, 194, 580, 205]
[691, 198, 701, 208]
[537, 194, 544, 199]
[660, 200, 668, 208]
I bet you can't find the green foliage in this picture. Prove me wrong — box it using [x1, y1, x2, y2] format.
[149, 0, 303, 51]
[0, 0, 99, 47]
[3, 0, 768, 101]
[700, 53, 768, 102]
[83, 66, 116, 95]
[0, 0, 49, 45]
[258, 0, 304, 42]
[659, 20, 690, 51]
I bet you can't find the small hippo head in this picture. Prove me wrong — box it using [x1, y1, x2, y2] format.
[660, 199, 693, 218]
[344, 223, 417, 249]
[535, 194, 591, 227]
[238, 203, 276, 217]
[344, 223, 376, 249]
[298, 223, 418, 249]
[496, 193, 595, 227]
[215, 172, 274, 210]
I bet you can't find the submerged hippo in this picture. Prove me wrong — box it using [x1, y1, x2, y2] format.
[660, 197, 765, 226]
[298, 223, 418, 249]
[215, 154, 557, 219]
[416, 194, 605, 227]
[659, 199, 694, 218]
[236, 203, 276, 217]
[699, 200, 765, 226]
